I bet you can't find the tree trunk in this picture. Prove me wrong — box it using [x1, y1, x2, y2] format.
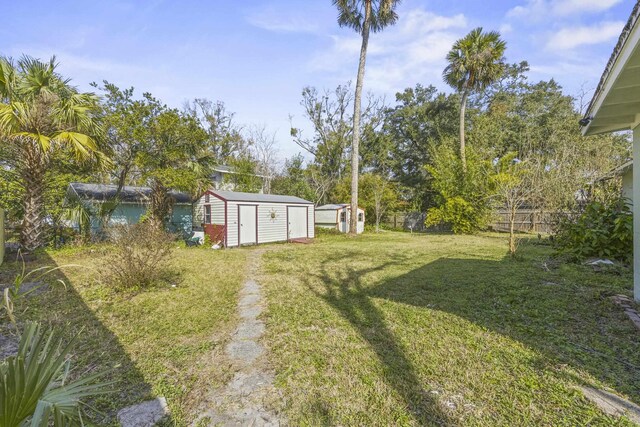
[20, 150, 47, 251]
[508, 207, 516, 257]
[148, 180, 174, 231]
[459, 89, 469, 173]
[349, 0, 372, 235]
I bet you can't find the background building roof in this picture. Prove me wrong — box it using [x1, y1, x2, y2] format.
[68, 183, 192, 204]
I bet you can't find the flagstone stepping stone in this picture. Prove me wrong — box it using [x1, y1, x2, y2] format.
[117, 397, 170, 427]
[580, 387, 640, 424]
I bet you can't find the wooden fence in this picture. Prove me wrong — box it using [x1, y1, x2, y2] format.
[381, 209, 558, 234]
[490, 209, 556, 234]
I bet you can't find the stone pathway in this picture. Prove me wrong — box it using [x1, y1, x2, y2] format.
[579, 387, 640, 425]
[196, 249, 281, 426]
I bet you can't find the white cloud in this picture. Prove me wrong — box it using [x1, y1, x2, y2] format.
[308, 9, 467, 93]
[245, 6, 321, 34]
[546, 21, 624, 51]
[508, 0, 623, 20]
[500, 23, 513, 34]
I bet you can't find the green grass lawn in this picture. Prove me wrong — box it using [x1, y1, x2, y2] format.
[260, 232, 640, 426]
[0, 245, 247, 425]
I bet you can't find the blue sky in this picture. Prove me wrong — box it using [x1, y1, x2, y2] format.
[2, 0, 634, 160]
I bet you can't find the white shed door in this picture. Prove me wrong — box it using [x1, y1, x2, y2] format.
[288, 206, 307, 239]
[239, 205, 257, 245]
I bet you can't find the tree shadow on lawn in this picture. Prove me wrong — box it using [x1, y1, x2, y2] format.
[366, 254, 640, 407]
[306, 253, 453, 425]
[0, 251, 167, 425]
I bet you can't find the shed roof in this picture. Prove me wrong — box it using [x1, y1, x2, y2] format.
[210, 190, 312, 204]
[316, 204, 349, 210]
[582, 1, 640, 135]
[68, 183, 192, 204]
[316, 204, 364, 211]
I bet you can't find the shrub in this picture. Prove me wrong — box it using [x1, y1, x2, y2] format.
[425, 144, 495, 234]
[554, 198, 632, 263]
[102, 223, 175, 289]
[425, 196, 489, 234]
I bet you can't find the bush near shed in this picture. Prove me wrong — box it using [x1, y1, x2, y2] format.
[101, 223, 175, 290]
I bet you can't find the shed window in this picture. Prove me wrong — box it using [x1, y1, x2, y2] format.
[340, 212, 346, 222]
[204, 194, 210, 203]
[358, 212, 364, 222]
[204, 205, 211, 224]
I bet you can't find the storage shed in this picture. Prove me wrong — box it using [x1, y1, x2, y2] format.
[315, 204, 365, 234]
[65, 183, 193, 236]
[194, 190, 315, 247]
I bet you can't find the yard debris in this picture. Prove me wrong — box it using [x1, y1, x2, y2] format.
[585, 259, 615, 266]
[578, 387, 640, 424]
[117, 397, 170, 427]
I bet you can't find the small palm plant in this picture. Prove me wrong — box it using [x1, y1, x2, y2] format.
[0, 322, 113, 426]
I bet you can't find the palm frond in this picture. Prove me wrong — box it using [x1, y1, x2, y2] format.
[52, 131, 99, 161]
[443, 26, 507, 92]
[0, 322, 114, 427]
[14, 131, 52, 152]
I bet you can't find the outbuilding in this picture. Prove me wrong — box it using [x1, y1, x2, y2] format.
[65, 183, 193, 236]
[194, 190, 315, 247]
[315, 204, 365, 234]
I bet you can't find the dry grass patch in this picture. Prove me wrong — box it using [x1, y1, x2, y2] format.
[0, 245, 247, 425]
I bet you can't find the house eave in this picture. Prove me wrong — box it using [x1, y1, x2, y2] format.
[582, 1, 640, 136]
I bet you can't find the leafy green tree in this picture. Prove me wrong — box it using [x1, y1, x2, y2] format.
[333, 0, 400, 234]
[379, 85, 459, 210]
[224, 155, 264, 193]
[271, 154, 316, 202]
[425, 144, 495, 233]
[0, 56, 105, 250]
[471, 64, 630, 212]
[95, 82, 156, 194]
[97, 85, 213, 229]
[444, 27, 506, 171]
[136, 106, 211, 229]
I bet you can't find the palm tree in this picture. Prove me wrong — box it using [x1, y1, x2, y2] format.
[334, 0, 400, 234]
[443, 27, 506, 172]
[0, 56, 104, 250]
